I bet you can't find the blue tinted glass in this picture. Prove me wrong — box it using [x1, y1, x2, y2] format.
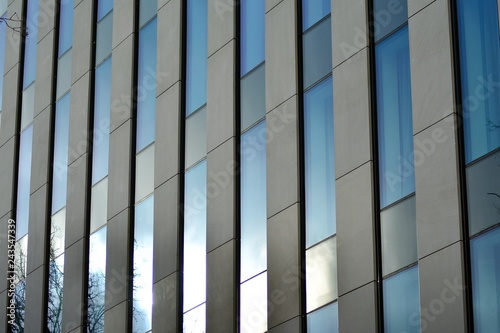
[302, 0, 330, 31]
[88, 227, 107, 333]
[240, 0, 264, 75]
[133, 195, 154, 333]
[241, 63, 265, 131]
[17, 125, 33, 240]
[139, 0, 157, 28]
[304, 77, 335, 247]
[373, 0, 408, 41]
[471, 227, 500, 332]
[137, 18, 157, 152]
[303, 16, 332, 89]
[376, 26, 414, 208]
[47, 254, 64, 331]
[92, 58, 111, 184]
[58, 0, 74, 55]
[383, 266, 420, 333]
[23, 0, 39, 88]
[0, 12, 6, 112]
[458, 0, 500, 163]
[307, 302, 338, 333]
[186, 0, 207, 115]
[183, 303, 206, 332]
[183, 160, 207, 312]
[96, 13, 113, 65]
[97, 0, 113, 21]
[52, 93, 71, 214]
[241, 121, 267, 282]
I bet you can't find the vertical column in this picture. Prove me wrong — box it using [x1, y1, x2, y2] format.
[408, 0, 467, 332]
[332, 0, 379, 331]
[265, 0, 301, 331]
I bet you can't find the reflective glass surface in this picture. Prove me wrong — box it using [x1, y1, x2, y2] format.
[307, 302, 338, 333]
[383, 266, 420, 333]
[381, 195, 417, 276]
[186, 0, 207, 115]
[90, 177, 108, 233]
[304, 78, 335, 247]
[471, 227, 500, 333]
[135, 143, 155, 202]
[376, 26, 414, 208]
[16, 125, 33, 240]
[302, 0, 330, 31]
[241, 64, 265, 131]
[96, 13, 113, 65]
[467, 152, 500, 236]
[240, 272, 267, 333]
[92, 58, 112, 184]
[0, 12, 6, 113]
[47, 254, 64, 332]
[58, 0, 74, 55]
[240, 0, 264, 75]
[241, 121, 267, 282]
[183, 303, 206, 333]
[303, 17, 332, 89]
[139, 0, 157, 28]
[306, 237, 337, 312]
[373, 0, 408, 42]
[23, 0, 39, 88]
[133, 195, 154, 333]
[88, 227, 107, 333]
[97, 0, 113, 21]
[21, 83, 35, 131]
[458, 0, 500, 163]
[183, 160, 207, 312]
[52, 93, 70, 214]
[185, 106, 207, 168]
[13, 235, 28, 331]
[56, 50, 72, 100]
[50, 207, 66, 258]
[137, 18, 157, 152]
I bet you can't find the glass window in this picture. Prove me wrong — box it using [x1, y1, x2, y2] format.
[381, 195, 417, 276]
[241, 64, 265, 132]
[303, 16, 332, 89]
[92, 58, 111, 185]
[52, 93, 71, 214]
[137, 18, 157, 152]
[306, 237, 337, 312]
[139, 0, 157, 28]
[135, 143, 154, 202]
[304, 77, 335, 247]
[23, 0, 39, 88]
[58, 0, 74, 55]
[88, 227, 107, 333]
[90, 177, 108, 233]
[458, 0, 500, 163]
[302, 0, 330, 31]
[97, 0, 113, 21]
[16, 125, 33, 240]
[56, 50, 72, 100]
[96, 13, 113, 65]
[47, 253, 64, 332]
[241, 121, 267, 282]
[467, 152, 500, 236]
[183, 160, 207, 312]
[50, 207, 66, 258]
[14, 235, 28, 325]
[186, 0, 207, 116]
[307, 302, 338, 333]
[383, 265, 420, 333]
[373, 0, 408, 42]
[133, 195, 154, 333]
[185, 106, 207, 169]
[21, 82, 35, 131]
[376, 26, 414, 208]
[240, 0, 265, 75]
[183, 303, 206, 332]
[240, 272, 267, 333]
[471, 227, 500, 333]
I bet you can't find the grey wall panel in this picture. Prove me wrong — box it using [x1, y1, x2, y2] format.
[408, 0, 436, 17]
[0, 137, 16, 218]
[65, 153, 89, 247]
[34, 31, 55, 117]
[26, 184, 49, 275]
[0, 63, 20, 148]
[267, 316, 301, 333]
[103, 300, 128, 332]
[152, 273, 179, 333]
[71, 0, 93, 85]
[29, 106, 51, 196]
[3, 0, 22, 74]
[67, 73, 91, 166]
[338, 282, 378, 332]
[207, 0, 235, 57]
[112, 0, 134, 50]
[24, 265, 47, 332]
[36, 0, 57, 42]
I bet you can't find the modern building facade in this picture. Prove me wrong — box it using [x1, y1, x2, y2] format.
[0, 0, 498, 332]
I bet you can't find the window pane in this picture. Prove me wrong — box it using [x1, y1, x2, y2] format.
[240, 0, 264, 75]
[56, 50, 72, 100]
[184, 161, 207, 312]
[307, 302, 338, 333]
[240, 272, 267, 333]
[139, 0, 157, 27]
[90, 177, 108, 233]
[23, 0, 39, 88]
[97, 0, 113, 21]
[96, 13, 113, 65]
[186, 0, 207, 116]
[47, 254, 64, 332]
[21, 82, 35, 131]
[50, 207, 66, 258]
[304, 77, 335, 247]
[17, 125, 33, 240]
[471, 227, 500, 333]
[185, 106, 207, 169]
[92, 58, 111, 184]
[14, 234, 28, 329]
[373, 0, 408, 41]
[52, 93, 71, 214]
[302, 0, 330, 31]
[458, 0, 500, 163]
[135, 143, 154, 202]
[133, 195, 154, 333]
[383, 265, 420, 333]
[376, 26, 414, 208]
[137, 18, 157, 152]
[241, 121, 267, 282]
[241, 64, 265, 132]
[467, 152, 500, 236]
[88, 227, 107, 333]
[381, 195, 417, 276]
[303, 17, 332, 89]
[306, 237, 337, 312]
[58, 0, 74, 55]
[183, 303, 206, 333]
